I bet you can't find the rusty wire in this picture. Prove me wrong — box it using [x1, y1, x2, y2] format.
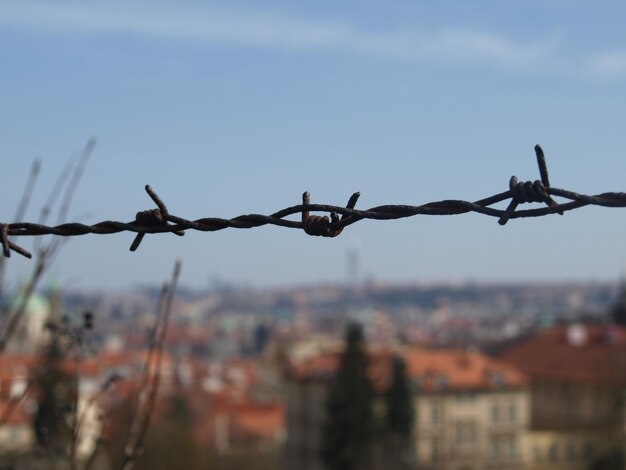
[3, 145, 626, 258]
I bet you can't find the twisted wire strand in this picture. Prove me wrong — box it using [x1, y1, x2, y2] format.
[2, 145, 626, 259]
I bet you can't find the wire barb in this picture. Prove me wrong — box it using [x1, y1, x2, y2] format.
[302, 191, 360, 237]
[129, 185, 185, 252]
[535, 145, 549, 185]
[0, 224, 9, 258]
[0, 223, 31, 259]
[3, 145, 626, 253]
[498, 145, 563, 225]
[534, 144, 562, 214]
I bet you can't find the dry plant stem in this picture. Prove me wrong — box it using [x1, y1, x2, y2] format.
[128, 284, 168, 428]
[38, 153, 76, 227]
[0, 139, 95, 351]
[73, 395, 97, 456]
[69, 352, 83, 470]
[30, 138, 95, 261]
[0, 140, 94, 436]
[40, 138, 97, 265]
[0, 380, 32, 425]
[121, 260, 181, 470]
[77, 377, 120, 470]
[57, 138, 96, 226]
[0, 258, 46, 352]
[0, 159, 40, 299]
[82, 435, 104, 470]
[14, 160, 42, 225]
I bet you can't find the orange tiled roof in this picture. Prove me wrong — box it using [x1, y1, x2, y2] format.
[290, 347, 526, 392]
[0, 355, 35, 379]
[0, 400, 34, 426]
[234, 405, 283, 439]
[500, 324, 626, 385]
[405, 348, 526, 391]
[210, 401, 284, 441]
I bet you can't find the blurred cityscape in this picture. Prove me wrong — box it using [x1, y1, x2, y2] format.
[1, 278, 625, 469]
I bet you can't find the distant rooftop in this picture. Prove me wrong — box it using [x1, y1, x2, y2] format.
[500, 324, 626, 385]
[289, 347, 526, 393]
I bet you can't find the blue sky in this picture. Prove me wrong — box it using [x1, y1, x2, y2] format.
[1, 1, 626, 290]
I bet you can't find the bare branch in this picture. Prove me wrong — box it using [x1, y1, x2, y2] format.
[0, 159, 41, 296]
[121, 260, 181, 470]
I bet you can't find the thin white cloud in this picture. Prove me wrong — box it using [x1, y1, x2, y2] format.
[586, 51, 626, 79]
[0, 1, 558, 70]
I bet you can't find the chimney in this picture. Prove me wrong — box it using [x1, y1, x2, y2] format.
[566, 324, 587, 347]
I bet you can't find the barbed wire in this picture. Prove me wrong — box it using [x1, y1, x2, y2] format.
[2, 145, 626, 259]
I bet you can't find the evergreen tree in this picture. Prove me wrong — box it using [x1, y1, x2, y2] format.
[32, 335, 74, 458]
[384, 355, 415, 469]
[610, 279, 626, 326]
[386, 356, 414, 437]
[321, 323, 373, 470]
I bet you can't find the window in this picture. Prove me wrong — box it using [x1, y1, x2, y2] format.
[431, 438, 442, 463]
[491, 404, 500, 423]
[491, 438, 501, 460]
[431, 401, 442, 425]
[507, 436, 517, 459]
[566, 442, 577, 461]
[455, 421, 477, 445]
[411, 377, 422, 392]
[434, 374, 448, 390]
[508, 404, 517, 422]
[491, 436, 517, 461]
[548, 443, 558, 462]
[492, 401, 518, 424]
[490, 372, 507, 388]
[455, 392, 477, 403]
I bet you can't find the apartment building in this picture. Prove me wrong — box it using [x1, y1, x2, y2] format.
[501, 324, 626, 469]
[285, 347, 529, 470]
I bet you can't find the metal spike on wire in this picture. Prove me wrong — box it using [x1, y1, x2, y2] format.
[129, 185, 184, 252]
[497, 145, 563, 225]
[3, 144, 626, 258]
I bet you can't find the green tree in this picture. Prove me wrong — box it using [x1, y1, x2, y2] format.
[610, 279, 626, 326]
[321, 323, 374, 470]
[31, 336, 75, 462]
[384, 355, 415, 469]
[386, 356, 414, 436]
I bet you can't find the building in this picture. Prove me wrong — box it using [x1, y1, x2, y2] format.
[0, 355, 37, 455]
[4, 291, 51, 354]
[500, 324, 626, 469]
[0, 353, 109, 465]
[285, 346, 529, 470]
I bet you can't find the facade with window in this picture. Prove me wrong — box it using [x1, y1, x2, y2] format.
[408, 349, 529, 470]
[500, 324, 626, 469]
[527, 431, 600, 470]
[285, 347, 530, 470]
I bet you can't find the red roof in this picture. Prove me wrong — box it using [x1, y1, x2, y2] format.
[210, 400, 284, 441]
[0, 400, 34, 425]
[500, 324, 626, 385]
[290, 347, 526, 392]
[234, 405, 283, 439]
[405, 348, 526, 391]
